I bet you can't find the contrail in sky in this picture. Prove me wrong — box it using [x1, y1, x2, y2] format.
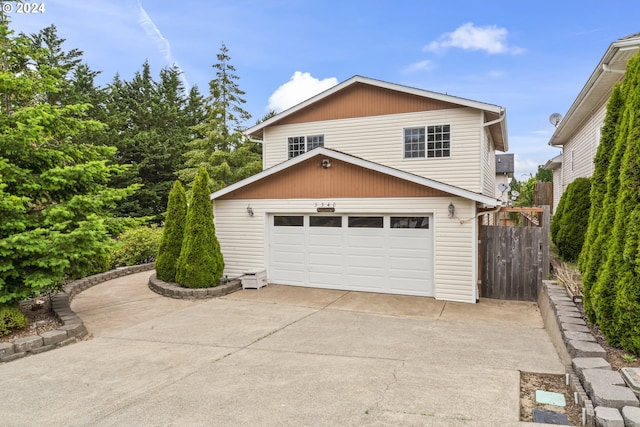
[137, 1, 190, 90]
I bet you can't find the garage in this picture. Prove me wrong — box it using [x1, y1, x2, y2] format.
[268, 214, 434, 296]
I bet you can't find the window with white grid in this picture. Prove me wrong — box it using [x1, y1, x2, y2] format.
[426, 124, 450, 158]
[307, 135, 324, 151]
[404, 127, 425, 158]
[288, 136, 305, 159]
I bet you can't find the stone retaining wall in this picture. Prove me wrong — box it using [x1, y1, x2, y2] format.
[539, 280, 640, 427]
[148, 273, 241, 299]
[0, 263, 155, 363]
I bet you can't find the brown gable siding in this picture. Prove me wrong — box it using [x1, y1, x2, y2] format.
[276, 82, 461, 125]
[218, 154, 453, 200]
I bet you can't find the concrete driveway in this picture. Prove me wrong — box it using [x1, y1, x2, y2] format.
[0, 271, 563, 426]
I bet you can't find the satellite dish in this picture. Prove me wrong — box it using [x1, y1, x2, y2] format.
[498, 183, 509, 192]
[549, 113, 563, 127]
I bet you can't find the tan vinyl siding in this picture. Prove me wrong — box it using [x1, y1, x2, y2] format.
[482, 125, 497, 197]
[263, 108, 484, 193]
[213, 197, 477, 303]
[561, 103, 606, 193]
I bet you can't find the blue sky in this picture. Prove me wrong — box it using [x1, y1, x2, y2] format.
[6, 0, 640, 179]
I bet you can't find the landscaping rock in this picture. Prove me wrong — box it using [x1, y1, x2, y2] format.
[595, 406, 624, 427]
[573, 358, 611, 383]
[621, 368, 640, 398]
[561, 322, 592, 333]
[0, 342, 15, 358]
[583, 369, 626, 395]
[40, 329, 68, 346]
[567, 340, 607, 358]
[13, 336, 43, 353]
[622, 406, 640, 427]
[564, 331, 596, 342]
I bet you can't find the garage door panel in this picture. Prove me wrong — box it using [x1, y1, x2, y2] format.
[269, 214, 433, 296]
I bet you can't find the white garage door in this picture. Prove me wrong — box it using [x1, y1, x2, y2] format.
[269, 214, 434, 296]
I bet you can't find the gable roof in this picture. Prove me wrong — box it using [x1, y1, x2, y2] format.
[211, 147, 500, 206]
[548, 33, 640, 147]
[247, 75, 508, 152]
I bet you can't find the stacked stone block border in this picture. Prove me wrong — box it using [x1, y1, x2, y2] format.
[539, 280, 640, 427]
[148, 273, 241, 299]
[0, 263, 155, 364]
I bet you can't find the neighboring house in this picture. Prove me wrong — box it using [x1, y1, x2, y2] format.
[545, 33, 640, 213]
[211, 76, 507, 303]
[495, 153, 514, 202]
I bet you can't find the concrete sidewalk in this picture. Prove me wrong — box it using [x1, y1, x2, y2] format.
[0, 271, 563, 426]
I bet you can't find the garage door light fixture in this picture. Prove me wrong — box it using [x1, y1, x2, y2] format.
[246, 205, 254, 217]
[448, 202, 455, 218]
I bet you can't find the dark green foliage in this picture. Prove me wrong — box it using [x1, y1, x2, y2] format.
[552, 177, 591, 262]
[179, 43, 261, 191]
[586, 51, 640, 353]
[175, 169, 224, 288]
[111, 226, 163, 268]
[0, 304, 27, 337]
[0, 22, 137, 304]
[579, 84, 624, 322]
[155, 181, 187, 282]
[102, 63, 205, 223]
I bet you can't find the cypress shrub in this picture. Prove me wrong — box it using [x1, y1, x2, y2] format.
[155, 181, 187, 282]
[175, 168, 224, 288]
[591, 51, 640, 347]
[579, 84, 624, 322]
[553, 177, 591, 262]
[610, 53, 640, 354]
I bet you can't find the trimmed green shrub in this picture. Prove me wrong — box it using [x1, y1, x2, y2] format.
[175, 168, 224, 288]
[579, 84, 624, 323]
[552, 177, 591, 262]
[156, 180, 187, 282]
[111, 226, 163, 267]
[589, 51, 640, 352]
[0, 304, 27, 337]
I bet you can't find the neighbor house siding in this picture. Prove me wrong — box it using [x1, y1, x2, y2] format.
[263, 108, 484, 193]
[561, 103, 606, 193]
[213, 197, 477, 303]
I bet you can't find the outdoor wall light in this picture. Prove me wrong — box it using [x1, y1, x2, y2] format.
[448, 202, 455, 218]
[246, 205, 254, 217]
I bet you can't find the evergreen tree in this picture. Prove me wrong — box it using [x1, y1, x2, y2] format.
[155, 180, 187, 282]
[579, 84, 624, 322]
[0, 23, 137, 303]
[590, 51, 640, 347]
[104, 62, 197, 222]
[608, 53, 640, 353]
[552, 177, 591, 262]
[175, 168, 224, 288]
[179, 43, 261, 191]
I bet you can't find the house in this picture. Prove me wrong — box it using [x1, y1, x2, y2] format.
[495, 153, 514, 202]
[211, 76, 508, 303]
[545, 33, 640, 213]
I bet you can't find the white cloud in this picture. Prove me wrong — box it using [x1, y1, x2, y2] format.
[268, 72, 338, 112]
[137, 1, 189, 89]
[402, 60, 436, 74]
[424, 23, 524, 55]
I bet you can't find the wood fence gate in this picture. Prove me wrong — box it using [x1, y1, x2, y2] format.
[479, 206, 550, 302]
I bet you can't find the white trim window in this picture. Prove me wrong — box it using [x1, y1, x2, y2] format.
[404, 125, 450, 159]
[288, 135, 324, 158]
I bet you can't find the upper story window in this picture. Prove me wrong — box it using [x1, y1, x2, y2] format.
[288, 135, 324, 159]
[404, 125, 450, 159]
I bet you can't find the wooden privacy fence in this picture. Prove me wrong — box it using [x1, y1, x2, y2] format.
[479, 206, 550, 302]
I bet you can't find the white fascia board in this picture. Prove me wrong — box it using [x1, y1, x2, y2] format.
[245, 75, 505, 137]
[211, 147, 499, 206]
